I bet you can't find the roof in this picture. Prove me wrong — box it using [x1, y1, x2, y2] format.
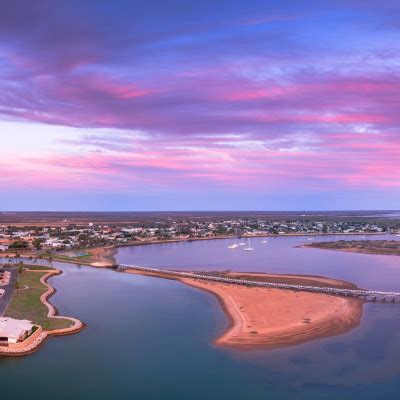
[0, 317, 34, 339]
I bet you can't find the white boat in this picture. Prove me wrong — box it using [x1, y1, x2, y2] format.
[261, 240, 268, 244]
[243, 238, 254, 251]
[238, 242, 246, 246]
[228, 244, 239, 249]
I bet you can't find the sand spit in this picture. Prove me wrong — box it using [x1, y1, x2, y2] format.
[126, 269, 363, 350]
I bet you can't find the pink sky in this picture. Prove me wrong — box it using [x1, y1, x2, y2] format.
[0, 1, 399, 210]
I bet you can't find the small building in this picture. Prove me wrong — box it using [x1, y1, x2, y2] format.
[0, 289, 4, 297]
[0, 317, 35, 344]
[0, 270, 11, 285]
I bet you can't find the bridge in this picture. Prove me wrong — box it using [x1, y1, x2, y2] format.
[118, 264, 400, 303]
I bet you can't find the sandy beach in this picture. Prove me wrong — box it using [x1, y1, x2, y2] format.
[126, 269, 363, 350]
[87, 247, 117, 267]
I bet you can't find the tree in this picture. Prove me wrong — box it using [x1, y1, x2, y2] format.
[9, 240, 28, 250]
[33, 238, 43, 250]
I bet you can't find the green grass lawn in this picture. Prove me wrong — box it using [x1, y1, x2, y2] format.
[5, 270, 74, 331]
[41, 253, 94, 264]
[0, 264, 54, 271]
[23, 265, 55, 271]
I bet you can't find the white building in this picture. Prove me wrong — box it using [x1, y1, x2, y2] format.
[0, 317, 35, 344]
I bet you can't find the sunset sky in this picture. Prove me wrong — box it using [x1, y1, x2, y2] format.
[1, 0, 399, 210]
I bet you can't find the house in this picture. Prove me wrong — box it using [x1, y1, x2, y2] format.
[0, 239, 11, 252]
[0, 317, 35, 344]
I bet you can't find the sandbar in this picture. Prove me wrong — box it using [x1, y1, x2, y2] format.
[126, 269, 363, 350]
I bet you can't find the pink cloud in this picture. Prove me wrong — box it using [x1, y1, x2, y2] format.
[1, 124, 394, 196]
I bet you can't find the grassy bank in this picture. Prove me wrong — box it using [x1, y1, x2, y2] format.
[40, 246, 116, 266]
[5, 268, 74, 330]
[41, 253, 92, 263]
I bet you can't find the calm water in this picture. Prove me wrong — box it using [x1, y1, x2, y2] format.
[116, 234, 400, 290]
[1, 234, 400, 399]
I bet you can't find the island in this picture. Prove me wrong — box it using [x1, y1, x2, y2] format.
[305, 240, 400, 256]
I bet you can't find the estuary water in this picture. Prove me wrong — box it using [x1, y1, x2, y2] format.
[1, 234, 400, 399]
[116, 234, 400, 290]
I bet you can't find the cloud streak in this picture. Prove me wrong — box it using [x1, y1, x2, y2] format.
[0, 0, 399, 209]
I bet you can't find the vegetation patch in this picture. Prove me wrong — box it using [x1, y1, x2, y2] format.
[40, 252, 95, 264]
[5, 269, 73, 331]
[23, 265, 55, 271]
[307, 240, 400, 256]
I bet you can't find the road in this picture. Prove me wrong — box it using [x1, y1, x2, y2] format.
[0, 268, 17, 316]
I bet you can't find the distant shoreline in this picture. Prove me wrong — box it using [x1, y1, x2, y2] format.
[92, 231, 388, 265]
[1, 210, 399, 228]
[0, 232, 391, 269]
[0, 231, 388, 268]
[303, 239, 400, 256]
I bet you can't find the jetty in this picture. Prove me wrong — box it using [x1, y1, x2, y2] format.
[118, 264, 400, 303]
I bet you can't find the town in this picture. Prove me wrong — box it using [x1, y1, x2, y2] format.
[0, 218, 399, 253]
